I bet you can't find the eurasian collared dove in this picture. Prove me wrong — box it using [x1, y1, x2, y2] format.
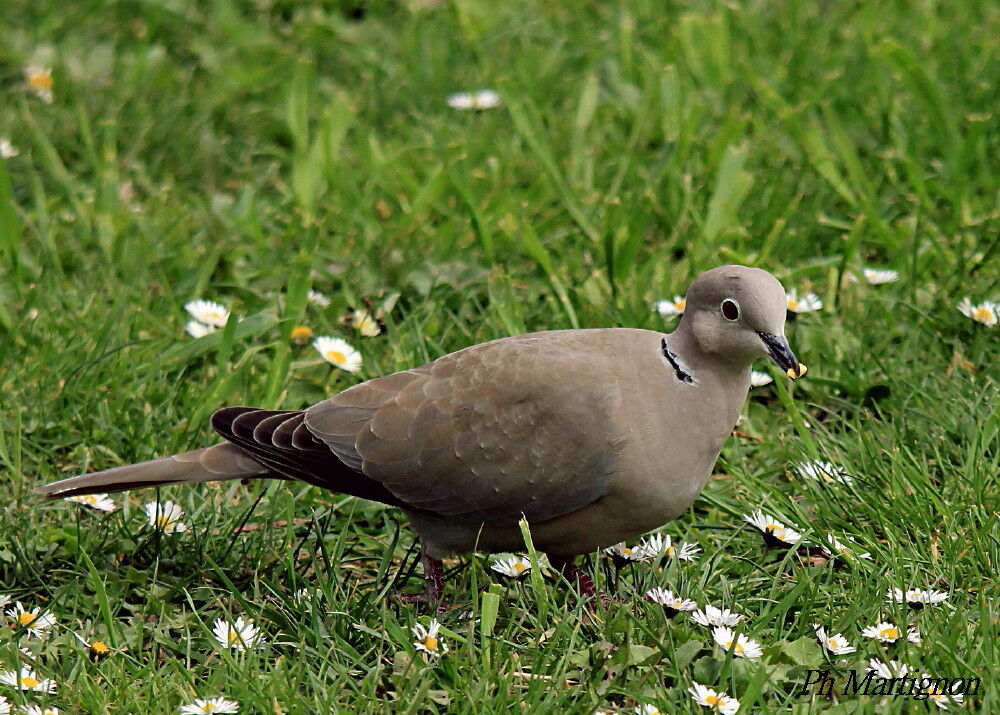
[36, 265, 801, 601]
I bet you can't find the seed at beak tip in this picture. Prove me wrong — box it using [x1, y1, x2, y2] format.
[786, 363, 808, 379]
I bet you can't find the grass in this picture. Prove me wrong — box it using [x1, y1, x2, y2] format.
[1, 0, 998, 712]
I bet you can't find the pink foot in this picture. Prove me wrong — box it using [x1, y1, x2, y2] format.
[394, 553, 448, 613]
[549, 556, 617, 607]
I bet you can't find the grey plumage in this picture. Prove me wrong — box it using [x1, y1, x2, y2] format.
[37, 443, 269, 498]
[37, 264, 800, 573]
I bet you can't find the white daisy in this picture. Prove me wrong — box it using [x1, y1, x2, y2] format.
[603, 542, 647, 564]
[0, 596, 9, 611]
[144, 501, 188, 534]
[307, 290, 331, 307]
[814, 625, 856, 655]
[742, 509, 803, 547]
[65, 493, 116, 512]
[673, 541, 702, 561]
[866, 659, 909, 678]
[212, 616, 262, 651]
[644, 588, 697, 617]
[655, 295, 686, 316]
[635, 533, 666, 561]
[918, 674, 964, 710]
[639, 533, 700, 562]
[957, 298, 998, 327]
[907, 628, 922, 644]
[821, 534, 872, 560]
[184, 300, 230, 328]
[862, 268, 899, 285]
[691, 605, 744, 628]
[293, 588, 317, 603]
[786, 289, 823, 313]
[24, 65, 54, 103]
[180, 696, 240, 714]
[712, 626, 762, 659]
[633, 705, 666, 715]
[74, 633, 112, 660]
[0, 667, 56, 693]
[446, 89, 502, 111]
[0, 699, 9, 715]
[313, 336, 363, 373]
[886, 588, 949, 608]
[750, 370, 773, 387]
[688, 682, 740, 714]
[289, 325, 314, 345]
[774, 524, 803, 545]
[352, 309, 382, 337]
[20, 706, 59, 715]
[0, 139, 17, 159]
[861, 621, 906, 643]
[412, 618, 448, 658]
[490, 555, 532, 579]
[795, 459, 853, 485]
[6, 603, 56, 637]
[186, 320, 217, 338]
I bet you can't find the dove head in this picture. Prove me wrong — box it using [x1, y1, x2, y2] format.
[679, 265, 799, 374]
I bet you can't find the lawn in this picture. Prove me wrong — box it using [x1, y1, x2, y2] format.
[1, 0, 998, 712]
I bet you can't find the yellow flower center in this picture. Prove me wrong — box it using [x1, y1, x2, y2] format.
[202, 706, 220, 713]
[666, 546, 676, 555]
[208, 311, 224, 322]
[228, 630, 243, 645]
[622, 547, 632, 556]
[92, 641, 110, 653]
[881, 627, 899, 639]
[513, 562, 526, 572]
[675, 299, 686, 311]
[18, 612, 37, 626]
[420, 636, 438, 651]
[828, 639, 838, 649]
[155, 514, 173, 529]
[290, 325, 313, 340]
[972, 307, 992, 322]
[723, 639, 743, 654]
[324, 350, 346, 364]
[787, 299, 798, 310]
[81, 495, 98, 505]
[705, 695, 722, 706]
[20, 676, 39, 688]
[28, 73, 53, 90]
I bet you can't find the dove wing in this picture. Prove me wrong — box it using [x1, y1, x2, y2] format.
[305, 333, 625, 525]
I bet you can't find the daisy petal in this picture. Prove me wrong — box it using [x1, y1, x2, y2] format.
[313, 336, 363, 373]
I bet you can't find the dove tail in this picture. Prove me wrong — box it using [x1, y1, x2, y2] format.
[33, 443, 274, 499]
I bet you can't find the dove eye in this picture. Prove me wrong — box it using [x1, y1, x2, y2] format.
[721, 299, 740, 321]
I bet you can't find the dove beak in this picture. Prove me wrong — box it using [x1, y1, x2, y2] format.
[758, 332, 802, 377]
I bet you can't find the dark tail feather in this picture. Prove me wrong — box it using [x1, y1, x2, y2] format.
[34, 443, 273, 499]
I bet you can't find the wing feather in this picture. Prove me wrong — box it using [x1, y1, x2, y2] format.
[305, 334, 624, 525]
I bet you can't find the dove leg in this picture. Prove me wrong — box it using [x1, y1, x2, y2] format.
[549, 555, 596, 598]
[395, 552, 445, 606]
